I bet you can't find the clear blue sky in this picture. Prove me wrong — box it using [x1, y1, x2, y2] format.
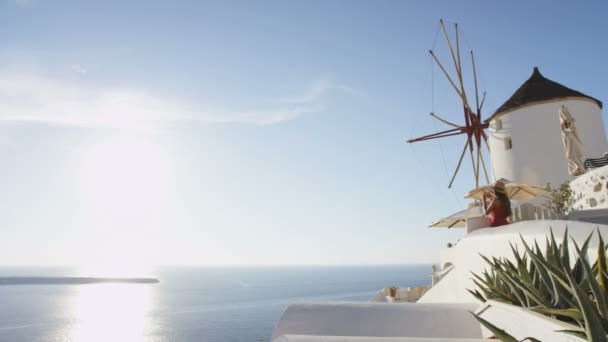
[1, 0, 607, 268]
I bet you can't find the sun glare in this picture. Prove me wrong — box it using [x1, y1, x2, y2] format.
[75, 136, 174, 274]
[77, 136, 172, 213]
[67, 284, 153, 342]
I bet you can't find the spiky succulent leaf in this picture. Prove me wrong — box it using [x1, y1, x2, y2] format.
[530, 307, 583, 321]
[565, 266, 608, 342]
[574, 240, 608, 319]
[560, 227, 571, 270]
[467, 289, 486, 303]
[559, 329, 588, 340]
[572, 234, 594, 284]
[471, 272, 513, 302]
[597, 231, 608, 298]
[471, 312, 519, 342]
[521, 236, 572, 292]
[469, 229, 608, 340]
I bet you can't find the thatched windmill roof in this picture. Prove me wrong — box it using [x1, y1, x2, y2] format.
[487, 67, 602, 122]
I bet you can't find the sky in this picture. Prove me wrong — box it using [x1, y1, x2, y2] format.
[1, 0, 608, 269]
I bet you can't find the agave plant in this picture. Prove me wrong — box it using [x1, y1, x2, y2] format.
[469, 228, 608, 341]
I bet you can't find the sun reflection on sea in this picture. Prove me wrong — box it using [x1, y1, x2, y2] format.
[67, 284, 153, 342]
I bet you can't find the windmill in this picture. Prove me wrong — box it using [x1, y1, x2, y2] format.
[408, 20, 490, 189]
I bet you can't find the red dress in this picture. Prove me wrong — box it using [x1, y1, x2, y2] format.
[490, 202, 509, 227]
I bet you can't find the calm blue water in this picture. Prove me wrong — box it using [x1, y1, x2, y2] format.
[0, 265, 431, 342]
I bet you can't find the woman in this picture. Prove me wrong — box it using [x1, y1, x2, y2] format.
[484, 181, 511, 227]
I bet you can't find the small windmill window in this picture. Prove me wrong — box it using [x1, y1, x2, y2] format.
[504, 136, 513, 150]
[495, 119, 503, 131]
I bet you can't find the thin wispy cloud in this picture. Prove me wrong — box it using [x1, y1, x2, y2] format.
[275, 79, 369, 106]
[71, 64, 88, 76]
[0, 71, 187, 128]
[14, 0, 32, 7]
[0, 69, 363, 128]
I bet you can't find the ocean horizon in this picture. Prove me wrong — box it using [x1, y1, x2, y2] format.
[0, 265, 432, 342]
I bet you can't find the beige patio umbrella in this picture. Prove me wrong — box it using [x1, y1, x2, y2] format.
[428, 205, 484, 228]
[465, 178, 546, 203]
[559, 105, 585, 176]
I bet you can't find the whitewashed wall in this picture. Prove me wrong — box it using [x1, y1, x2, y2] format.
[418, 220, 608, 303]
[488, 99, 608, 187]
[571, 165, 608, 210]
[271, 302, 482, 341]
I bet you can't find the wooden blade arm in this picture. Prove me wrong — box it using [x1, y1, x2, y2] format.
[479, 146, 490, 184]
[480, 127, 488, 141]
[454, 23, 470, 114]
[430, 50, 476, 116]
[430, 113, 460, 128]
[469, 141, 477, 187]
[448, 136, 472, 188]
[429, 50, 463, 100]
[407, 129, 466, 143]
[479, 92, 486, 111]
[471, 51, 481, 117]
[440, 19, 461, 78]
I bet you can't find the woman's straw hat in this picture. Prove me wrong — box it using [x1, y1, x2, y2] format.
[493, 180, 507, 195]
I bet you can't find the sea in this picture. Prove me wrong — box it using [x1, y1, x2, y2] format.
[0, 265, 432, 342]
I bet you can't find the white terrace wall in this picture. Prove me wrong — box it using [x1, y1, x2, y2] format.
[488, 99, 608, 188]
[419, 220, 608, 303]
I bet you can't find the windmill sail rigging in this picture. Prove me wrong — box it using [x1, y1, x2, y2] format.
[407, 20, 490, 189]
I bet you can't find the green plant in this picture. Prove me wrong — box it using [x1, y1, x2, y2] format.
[468, 228, 608, 341]
[543, 182, 573, 216]
[474, 314, 541, 342]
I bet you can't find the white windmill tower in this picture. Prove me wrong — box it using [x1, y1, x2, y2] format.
[487, 67, 608, 188]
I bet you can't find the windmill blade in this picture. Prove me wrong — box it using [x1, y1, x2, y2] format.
[475, 140, 481, 187]
[471, 51, 481, 115]
[454, 23, 470, 112]
[429, 50, 464, 100]
[440, 20, 461, 79]
[479, 148, 491, 184]
[429, 50, 476, 116]
[407, 128, 466, 143]
[418, 20, 491, 189]
[455, 23, 462, 77]
[474, 130, 491, 184]
[453, 21, 475, 130]
[473, 123, 489, 144]
[448, 136, 472, 189]
[479, 92, 486, 111]
[468, 140, 478, 187]
[480, 127, 488, 141]
[430, 113, 460, 128]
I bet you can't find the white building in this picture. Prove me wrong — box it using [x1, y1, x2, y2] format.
[487, 67, 608, 188]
